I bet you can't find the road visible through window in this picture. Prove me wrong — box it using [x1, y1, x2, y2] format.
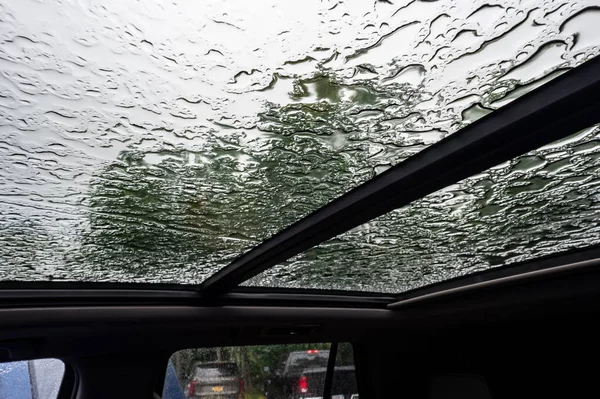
[164, 343, 357, 399]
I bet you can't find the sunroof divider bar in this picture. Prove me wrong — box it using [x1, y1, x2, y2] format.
[200, 56, 600, 295]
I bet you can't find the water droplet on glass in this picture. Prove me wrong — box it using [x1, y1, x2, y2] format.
[0, 0, 599, 286]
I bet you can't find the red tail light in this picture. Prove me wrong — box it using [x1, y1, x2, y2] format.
[188, 381, 197, 396]
[298, 375, 309, 394]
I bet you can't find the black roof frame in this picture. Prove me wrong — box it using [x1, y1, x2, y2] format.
[199, 54, 600, 296]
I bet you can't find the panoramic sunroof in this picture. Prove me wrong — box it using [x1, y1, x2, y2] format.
[246, 123, 600, 293]
[0, 0, 599, 284]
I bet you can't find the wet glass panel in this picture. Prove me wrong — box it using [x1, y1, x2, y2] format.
[164, 343, 357, 399]
[1, 0, 599, 283]
[247, 124, 600, 293]
[0, 358, 65, 399]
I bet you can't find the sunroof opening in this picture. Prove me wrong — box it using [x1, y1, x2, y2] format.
[245, 123, 600, 293]
[1, 0, 599, 285]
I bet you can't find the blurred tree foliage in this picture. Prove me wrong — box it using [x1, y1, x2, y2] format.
[80, 75, 388, 278]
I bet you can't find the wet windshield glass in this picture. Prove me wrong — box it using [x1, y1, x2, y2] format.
[1, 0, 598, 284]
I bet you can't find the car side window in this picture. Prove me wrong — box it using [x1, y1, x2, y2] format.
[0, 358, 65, 399]
[163, 343, 358, 399]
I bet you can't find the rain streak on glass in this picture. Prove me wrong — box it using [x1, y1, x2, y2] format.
[0, 0, 599, 284]
[247, 123, 600, 293]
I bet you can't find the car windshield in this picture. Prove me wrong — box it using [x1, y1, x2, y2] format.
[288, 352, 330, 372]
[1, 0, 599, 291]
[195, 364, 239, 378]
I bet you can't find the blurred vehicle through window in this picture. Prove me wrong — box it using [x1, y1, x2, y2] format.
[164, 343, 356, 399]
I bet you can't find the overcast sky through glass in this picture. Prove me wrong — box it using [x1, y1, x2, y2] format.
[1, 0, 599, 287]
